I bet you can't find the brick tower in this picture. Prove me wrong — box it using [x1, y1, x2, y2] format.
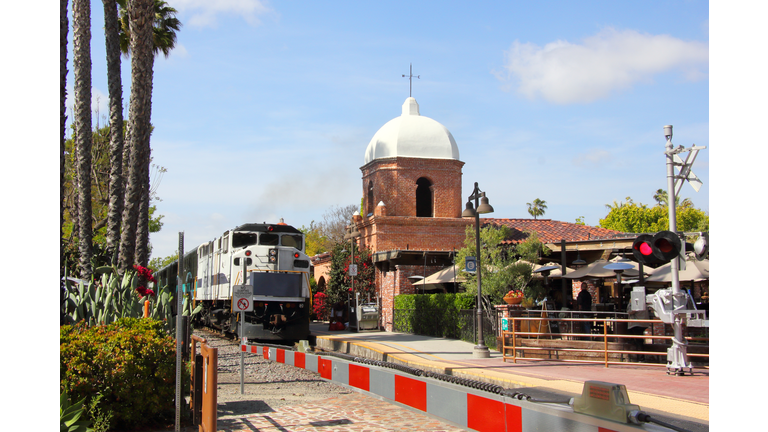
[355, 97, 470, 331]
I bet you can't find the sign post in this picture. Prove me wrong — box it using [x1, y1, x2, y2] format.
[233, 261, 252, 394]
[175, 232, 184, 432]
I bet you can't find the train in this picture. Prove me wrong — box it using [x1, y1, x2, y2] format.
[154, 221, 312, 342]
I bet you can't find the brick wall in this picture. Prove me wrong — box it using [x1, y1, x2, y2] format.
[361, 157, 464, 218]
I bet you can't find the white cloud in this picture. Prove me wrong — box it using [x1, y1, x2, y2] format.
[173, 0, 273, 28]
[497, 28, 709, 104]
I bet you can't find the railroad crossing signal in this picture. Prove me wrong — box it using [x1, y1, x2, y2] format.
[632, 231, 683, 265]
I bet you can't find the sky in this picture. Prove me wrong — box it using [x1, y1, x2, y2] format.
[4, 1, 768, 426]
[56, 0, 718, 261]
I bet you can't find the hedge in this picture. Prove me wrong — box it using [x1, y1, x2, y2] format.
[60, 317, 185, 431]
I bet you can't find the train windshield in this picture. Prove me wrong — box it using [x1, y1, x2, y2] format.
[280, 234, 303, 250]
[232, 232, 257, 248]
[259, 233, 279, 246]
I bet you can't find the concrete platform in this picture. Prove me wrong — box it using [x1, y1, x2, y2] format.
[311, 322, 709, 430]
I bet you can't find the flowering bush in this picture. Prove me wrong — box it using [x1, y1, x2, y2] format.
[133, 265, 156, 283]
[60, 318, 184, 431]
[134, 265, 157, 298]
[313, 292, 329, 321]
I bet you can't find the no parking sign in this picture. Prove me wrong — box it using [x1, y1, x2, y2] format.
[233, 285, 253, 312]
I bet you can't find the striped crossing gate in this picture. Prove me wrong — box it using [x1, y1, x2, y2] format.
[241, 343, 665, 432]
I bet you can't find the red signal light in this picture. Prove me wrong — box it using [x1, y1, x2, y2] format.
[294, 252, 300, 258]
[651, 231, 682, 262]
[245, 250, 252, 256]
[655, 238, 673, 253]
[632, 231, 682, 265]
[632, 234, 656, 264]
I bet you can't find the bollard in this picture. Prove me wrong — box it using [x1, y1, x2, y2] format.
[199, 342, 218, 432]
[144, 300, 150, 318]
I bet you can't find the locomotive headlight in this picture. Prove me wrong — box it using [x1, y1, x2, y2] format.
[268, 248, 278, 264]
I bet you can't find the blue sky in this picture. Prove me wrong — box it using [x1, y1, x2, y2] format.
[64, 1, 714, 260]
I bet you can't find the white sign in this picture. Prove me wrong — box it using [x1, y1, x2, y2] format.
[348, 264, 358, 276]
[233, 284, 253, 312]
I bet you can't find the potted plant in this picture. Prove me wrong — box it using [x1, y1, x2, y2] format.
[503, 290, 524, 305]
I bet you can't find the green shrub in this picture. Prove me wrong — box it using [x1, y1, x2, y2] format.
[394, 293, 477, 338]
[60, 318, 183, 431]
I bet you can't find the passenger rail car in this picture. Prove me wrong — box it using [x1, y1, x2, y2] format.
[155, 222, 312, 342]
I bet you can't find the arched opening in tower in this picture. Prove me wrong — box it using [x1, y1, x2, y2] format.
[416, 177, 433, 217]
[367, 181, 374, 216]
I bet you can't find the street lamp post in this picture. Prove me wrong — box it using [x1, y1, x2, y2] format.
[462, 182, 494, 358]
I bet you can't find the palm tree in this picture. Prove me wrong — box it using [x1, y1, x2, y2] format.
[118, 0, 182, 58]
[653, 189, 694, 209]
[117, 0, 182, 271]
[526, 198, 547, 220]
[103, 0, 126, 263]
[134, 1, 182, 268]
[61, 0, 69, 277]
[118, 0, 155, 275]
[73, 0, 93, 280]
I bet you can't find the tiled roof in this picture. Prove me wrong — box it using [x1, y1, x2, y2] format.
[481, 218, 629, 244]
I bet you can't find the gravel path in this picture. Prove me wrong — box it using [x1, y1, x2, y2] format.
[201, 329, 355, 418]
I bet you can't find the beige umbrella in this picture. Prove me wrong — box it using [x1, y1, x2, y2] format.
[645, 258, 709, 283]
[411, 266, 467, 286]
[563, 259, 642, 279]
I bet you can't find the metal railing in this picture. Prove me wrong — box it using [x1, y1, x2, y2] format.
[501, 317, 709, 368]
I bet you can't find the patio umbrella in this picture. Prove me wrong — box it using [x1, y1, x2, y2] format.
[645, 258, 709, 283]
[411, 266, 467, 286]
[562, 259, 642, 279]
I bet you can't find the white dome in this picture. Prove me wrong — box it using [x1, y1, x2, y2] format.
[364, 97, 460, 164]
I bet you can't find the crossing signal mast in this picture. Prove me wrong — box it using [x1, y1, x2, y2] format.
[661, 125, 707, 375]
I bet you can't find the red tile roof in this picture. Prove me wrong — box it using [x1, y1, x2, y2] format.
[481, 218, 629, 244]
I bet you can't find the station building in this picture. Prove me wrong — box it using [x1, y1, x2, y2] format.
[313, 96, 630, 331]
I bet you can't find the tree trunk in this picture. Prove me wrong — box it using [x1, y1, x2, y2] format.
[135, 180, 149, 267]
[61, 0, 69, 277]
[118, 0, 154, 275]
[134, 63, 155, 269]
[104, 0, 125, 264]
[73, 0, 93, 281]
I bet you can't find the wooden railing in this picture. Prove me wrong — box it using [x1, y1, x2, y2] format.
[501, 317, 709, 368]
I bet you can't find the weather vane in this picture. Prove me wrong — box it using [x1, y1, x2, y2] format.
[402, 63, 420, 97]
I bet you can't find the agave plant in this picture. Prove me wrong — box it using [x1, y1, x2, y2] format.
[60, 391, 92, 432]
[61, 265, 202, 334]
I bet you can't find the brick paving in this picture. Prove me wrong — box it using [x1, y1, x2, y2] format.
[216, 392, 466, 432]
